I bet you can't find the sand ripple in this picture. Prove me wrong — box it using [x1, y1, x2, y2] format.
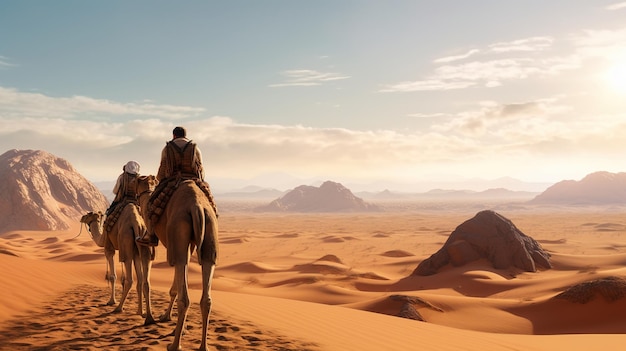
[0, 284, 319, 351]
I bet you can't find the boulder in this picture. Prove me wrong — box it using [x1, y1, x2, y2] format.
[413, 210, 551, 276]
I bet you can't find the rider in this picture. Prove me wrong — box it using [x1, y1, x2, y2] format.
[136, 126, 205, 246]
[102, 161, 141, 244]
[106, 160, 141, 215]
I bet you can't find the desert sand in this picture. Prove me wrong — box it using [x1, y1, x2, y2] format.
[2, 202, 626, 350]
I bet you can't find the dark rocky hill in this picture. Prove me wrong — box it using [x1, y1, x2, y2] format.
[413, 210, 551, 276]
[255, 180, 380, 212]
[0, 149, 109, 232]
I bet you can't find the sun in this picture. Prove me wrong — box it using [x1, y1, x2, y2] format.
[605, 61, 626, 94]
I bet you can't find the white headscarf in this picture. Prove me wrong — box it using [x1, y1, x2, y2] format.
[124, 161, 140, 175]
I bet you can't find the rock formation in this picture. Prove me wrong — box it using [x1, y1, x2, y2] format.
[553, 276, 626, 303]
[255, 180, 380, 212]
[0, 149, 109, 232]
[413, 210, 551, 276]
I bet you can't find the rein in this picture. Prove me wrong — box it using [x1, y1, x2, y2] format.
[71, 222, 85, 239]
[138, 188, 153, 198]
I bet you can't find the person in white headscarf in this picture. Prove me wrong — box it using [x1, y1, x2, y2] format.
[105, 160, 141, 216]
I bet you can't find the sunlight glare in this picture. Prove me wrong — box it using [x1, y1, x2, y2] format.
[605, 60, 626, 94]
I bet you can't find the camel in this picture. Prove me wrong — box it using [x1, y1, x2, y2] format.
[136, 175, 218, 351]
[80, 204, 156, 325]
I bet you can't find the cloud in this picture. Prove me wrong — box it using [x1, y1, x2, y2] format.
[2, 86, 625, 187]
[606, 2, 626, 10]
[380, 79, 476, 92]
[380, 32, 599, 92]
[0, 55, 16, 68]
[381, 55, 580, 93]
[488, 37, 554, 53]
[269, 69, 350, 87]
[0, 87, 205, 120]
[433, 49, 480, 63]
[408, 112, 449, 118]
[570, 28, 626, 59]
[431, 97, 571, 136]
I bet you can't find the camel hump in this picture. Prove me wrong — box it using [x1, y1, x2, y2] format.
[103, 200, 137, 233]
[147, 177, 219, 229]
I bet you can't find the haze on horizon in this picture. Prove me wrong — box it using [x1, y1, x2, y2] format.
[1, 1, 626, 192]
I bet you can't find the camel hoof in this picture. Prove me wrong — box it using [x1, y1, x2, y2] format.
[144, 316, 157, 326]
[167, 343, 182, 351]
[106, 301, 116, 306]
[113, 307, 123, 314]
[159, 314, 171, 323]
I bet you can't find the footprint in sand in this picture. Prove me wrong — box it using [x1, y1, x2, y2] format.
[0, 284, 320, 351]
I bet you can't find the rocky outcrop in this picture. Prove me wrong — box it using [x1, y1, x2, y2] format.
[553, 276, 626, 303]
[0, 149, 109, 232]
[255, 181, 380, 212]
[413, 210, 551, 276]
[530, 171, 626, 204]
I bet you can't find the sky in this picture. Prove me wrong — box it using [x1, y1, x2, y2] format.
[1, 1, 626, 192]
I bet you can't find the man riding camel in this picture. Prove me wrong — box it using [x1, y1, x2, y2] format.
[136, 126, 215, 246]
[102, 160, 141, 244]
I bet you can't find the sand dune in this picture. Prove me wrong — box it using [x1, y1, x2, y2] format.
[2, 209, 626, 350]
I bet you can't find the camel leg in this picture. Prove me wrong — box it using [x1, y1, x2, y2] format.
[114, 259, 134, 313]
[132, 253, 144, 316]
[139, 245, 156, 325]
[104, 246, 117, 306]
[199, 264, 215, 351]
[168, 263, 190, 351]
[160, 278, 178, 322]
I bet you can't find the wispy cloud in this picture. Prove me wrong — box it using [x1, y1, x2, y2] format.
[380, 79, 476, 92]
[0, 87, 205, 120]
[433, 49, 480, 63]
[269, 69, 350, 87]
[606, 2, 626, 10]
[379, 27, 626, 93]
[488, 36, 553, 53]
[407, 112, 449, 118]
[380, 55, 579, 93]
[0, 55, 16, 68]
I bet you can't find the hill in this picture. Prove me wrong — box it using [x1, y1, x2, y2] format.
[255, 180, 380, 212]
[530, 171, 626, 204]
[0, 149, 109, 232]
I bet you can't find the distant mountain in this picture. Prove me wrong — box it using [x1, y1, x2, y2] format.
[356, 188, 538, 201]
[530, 171, 626, 204]
[0, 149, 109, 232]
[208, 173, 552, 193]
[255, 180, 380, 212]
[217, 187, 286, 199]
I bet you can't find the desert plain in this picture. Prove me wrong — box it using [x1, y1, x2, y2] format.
[2, 200, 626, 350]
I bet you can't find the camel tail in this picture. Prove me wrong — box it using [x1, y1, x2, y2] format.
[132, 205, 147, 241]
[191, 206, 206, 265]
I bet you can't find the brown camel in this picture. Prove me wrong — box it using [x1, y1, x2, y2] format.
[80, 205, 156, 325]
[136, 175, 218, 351]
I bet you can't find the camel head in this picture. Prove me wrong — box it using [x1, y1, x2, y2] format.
[136, 175, 158, 196]
[80, 211, 103, 225]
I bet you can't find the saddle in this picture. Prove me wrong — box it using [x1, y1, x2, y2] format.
[147, 176, 219, 229]
[103, 199, 137, 234]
